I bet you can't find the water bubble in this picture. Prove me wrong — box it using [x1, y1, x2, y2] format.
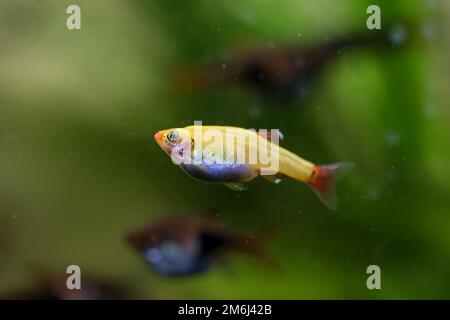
[266, 42, 276, 50]
[237, 11, 256, 25]
[389, 25, 408, 46]
[296, 84, 309, 98]
[367, 185, 381, 202]
[422, 21, 437, 40]
[387, 171, 398, 184]
[5, 132, 17, 142]
[385, 130, 401, 147]
[248, 104, 262, 119]
[425, 103, 437, 118]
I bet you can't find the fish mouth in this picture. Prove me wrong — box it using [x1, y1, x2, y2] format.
[154, 131, 172, 154]
[154, 131, 164, 144]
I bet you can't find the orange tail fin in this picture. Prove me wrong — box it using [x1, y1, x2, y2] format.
[309, 162, 354, 210]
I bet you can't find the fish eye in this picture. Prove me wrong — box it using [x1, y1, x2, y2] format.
[166, 130, 180, 143]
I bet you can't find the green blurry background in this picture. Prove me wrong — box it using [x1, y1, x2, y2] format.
[1, 0, 450, 299]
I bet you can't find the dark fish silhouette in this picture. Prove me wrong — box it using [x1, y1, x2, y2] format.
[174, 28, 409, 100]
[2, 272, 129, 300]
[126, 215, 270, 277]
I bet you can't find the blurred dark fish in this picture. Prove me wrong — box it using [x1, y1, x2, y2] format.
[2, 271, 129, 300]
[174, 27, 410, 100]
[126, 215, 270, 277]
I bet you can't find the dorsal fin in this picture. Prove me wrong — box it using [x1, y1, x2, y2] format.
[257, 129, 284, 142]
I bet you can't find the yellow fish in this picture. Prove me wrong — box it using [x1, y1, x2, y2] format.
[154, 125, 353, 209]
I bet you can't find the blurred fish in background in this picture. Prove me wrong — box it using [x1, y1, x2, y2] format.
[126, 215, 271, 277]
[173, 24, 413, 102]
[1, 269, 131, 300]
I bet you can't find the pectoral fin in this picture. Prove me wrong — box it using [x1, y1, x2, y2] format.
[225, 183, 248, 191]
